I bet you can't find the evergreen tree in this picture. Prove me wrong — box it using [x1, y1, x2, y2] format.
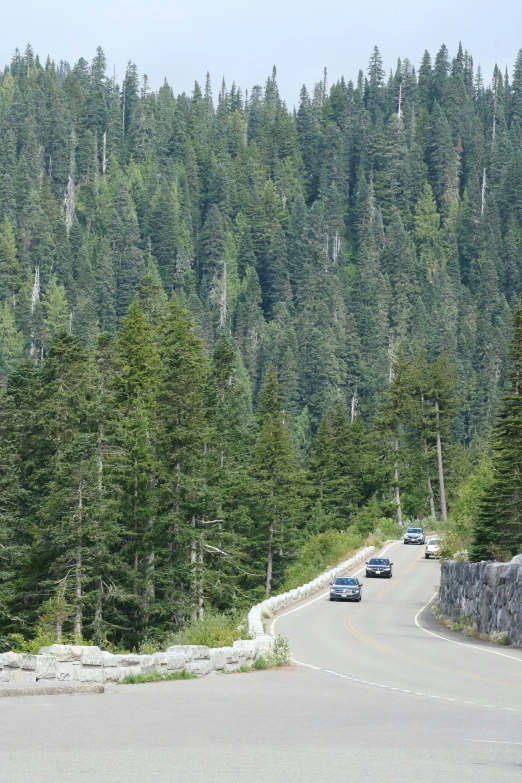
[471, 302, 522, 560]
[249, 366, 304, 595]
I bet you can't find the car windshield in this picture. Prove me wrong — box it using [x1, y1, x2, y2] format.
[407, 528, 422, 533]
[428, 539, 441, 545]
[368, 559, 389, 565]
[334, 578, 358, 585]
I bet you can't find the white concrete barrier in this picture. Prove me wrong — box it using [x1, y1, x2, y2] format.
[0, 544, 375, 685]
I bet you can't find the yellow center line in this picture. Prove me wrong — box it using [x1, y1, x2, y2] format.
[343, 551, 522, 691]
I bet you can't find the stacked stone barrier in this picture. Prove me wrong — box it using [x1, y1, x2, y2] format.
[439, 559, 522, 647]
[0, 544, 376, 685]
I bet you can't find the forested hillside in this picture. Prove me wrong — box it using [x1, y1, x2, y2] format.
[1, 43, 522, 648]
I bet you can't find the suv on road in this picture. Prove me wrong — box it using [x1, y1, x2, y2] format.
[425, 537, 442, 559]
[329, 577, 362, 601]
[404, 527, 425, 545]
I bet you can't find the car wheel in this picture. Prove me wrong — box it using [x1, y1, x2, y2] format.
[358, 595, 362, 602]
[329, 596, 335, 601]
[387, 573, 391, 579]
[366, 573, 371, 578]
[425, 554, 429, 559]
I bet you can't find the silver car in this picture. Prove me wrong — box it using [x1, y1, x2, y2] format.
[404, 527, 425, 545]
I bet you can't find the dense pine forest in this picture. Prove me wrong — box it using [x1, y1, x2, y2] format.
[1, 42, 522, 649]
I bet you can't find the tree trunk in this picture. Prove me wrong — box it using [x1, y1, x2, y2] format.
[265, 521, 274, 597]
[420, 391, 435, 518]
[435, 397, 447, 521]
[94, 577, 103, 645]
[198, 550, 204, 621]
[97, 423, 103, 491]
[75, 481, 83, 639]
[393, 437, 403, 525]
[425, 455, 436, 519]
[191, 515, 198, 623]
[133, 457, 139, 572]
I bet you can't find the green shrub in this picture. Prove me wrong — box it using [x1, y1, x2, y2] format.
[2, 631, 60, 655]
[283, 530, 365, 590]
[372, 517, 404, 541]
[252, 635, 291, 670]
[272, 635, 291, 665]
[165, 611, 249, 648]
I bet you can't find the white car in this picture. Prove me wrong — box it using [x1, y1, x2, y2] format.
[425, 537, 442, 559]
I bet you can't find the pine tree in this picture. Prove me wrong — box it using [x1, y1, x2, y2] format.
[471, 301, 522, 560]
[249, 365, 304, 596]
[0, 216, 22, 300]
[42, 277, 70, 351]
[111, 297, 160, 644]
[155, 295, 209, 626]
[0, 301, 24, 382]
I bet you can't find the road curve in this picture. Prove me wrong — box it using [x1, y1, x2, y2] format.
[273, 541, 522, 711]
[1, 542, 521, 783]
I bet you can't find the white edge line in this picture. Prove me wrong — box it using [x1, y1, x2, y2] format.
[291, 658, 520, 712]
[270, 541, 399, 637]
[464, 739, 522, 745]
[414, 593, 522, 663]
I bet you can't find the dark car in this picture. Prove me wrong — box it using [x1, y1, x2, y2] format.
[365, 557, 393, 578]
[329, 577, 363, 601]
[403, 527, 425, 545]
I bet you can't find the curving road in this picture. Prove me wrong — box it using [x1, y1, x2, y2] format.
[1, 541, 521, 782]
[272, 540, 522, 713]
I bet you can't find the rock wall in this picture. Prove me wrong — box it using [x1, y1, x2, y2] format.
[0, 544, 376, 685]
[439, 560, 522, 647]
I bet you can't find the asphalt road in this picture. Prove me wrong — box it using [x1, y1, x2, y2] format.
[1, 541, 521, 782]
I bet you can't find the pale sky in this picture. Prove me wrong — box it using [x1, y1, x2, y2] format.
[2, 0, 521, 105]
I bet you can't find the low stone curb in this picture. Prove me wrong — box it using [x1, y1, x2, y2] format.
[0, 683, 104, 698]
[0, 543, 376, 690]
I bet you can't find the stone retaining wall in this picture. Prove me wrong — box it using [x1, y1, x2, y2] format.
[0, 544, 376, 684]
[439, 560, 522, 647]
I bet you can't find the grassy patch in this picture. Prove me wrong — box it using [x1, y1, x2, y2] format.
[165, 611, 249, 648]
[432, 603, 510, 646]
[120, 670, 197, 684]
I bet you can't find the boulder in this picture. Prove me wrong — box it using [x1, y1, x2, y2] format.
[104, 667, 125, 683]
[185, 659, 213, 676]
[0, 652, 37, 670]
[165, 645, 209, 661]
[36, 655, 57, 680]
[6, 668, 37, 684]
[56, 662, 81, 682]
[101, 652, 121, 667]
[152, 653, 169, 669]
[80, 667, 105, 683]
[80, 647, 103, 666]
[139, 655, 156, 673]
[38, 645, 84, 662]
[209, 648, 228, 670]
[232, 639, 257, 659]
[166, 654, 186, 671]
[117, 654, 141, 667]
